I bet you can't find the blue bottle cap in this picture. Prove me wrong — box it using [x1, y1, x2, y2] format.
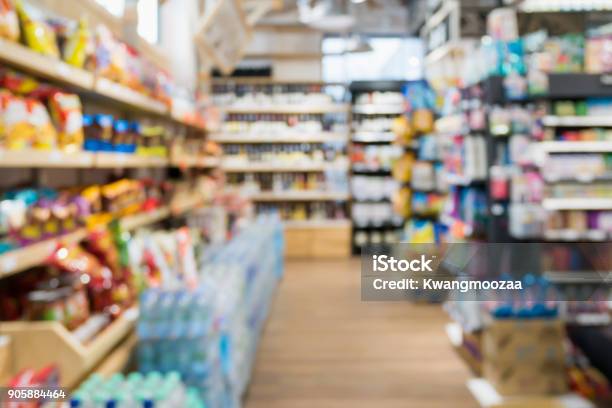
[82, 114, 94, 127]
[95, 114, 114, 128]
[114, 119, 129, 133]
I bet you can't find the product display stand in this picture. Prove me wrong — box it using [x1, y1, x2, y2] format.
[212, 78, 352, 258]
[349, 81, 406, 254]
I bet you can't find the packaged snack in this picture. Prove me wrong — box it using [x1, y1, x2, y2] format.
[27, 98, 57, 150]
[0, 0, 19, 41]
[83, 113, 112, 152]
[87, 225, 121, 277]
[113, 119, 131, 153]
[392, 153, 414, 183]
[49, 92, 84, 152]
[62, 17, 90, 68]
[15, 0, 60, 57]
[4, 93, 32, 150]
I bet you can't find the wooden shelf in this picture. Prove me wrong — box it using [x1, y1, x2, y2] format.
[221, 161, 347, 173]
[169, 155, 221, 168]
[0, 40, 204, 131]
[542, 198, 612, 210]
[446, 323, 482, 376]
[94, 78, 167, 115]
[466, 378, 594, 408]
[0, 307, 138, 388]
[248, 191, 350, 202]
[284, 219, 351, 229]
[0, 38, 94, 89]
[220, 104, 350, 114]
[92, 332, 137, 377]
[209, 132, 348, 144]
[0, 150, 95, 168]
[542, 116, 612, 128]
[0, 229, 87, 279]
[539, 141, 612, 153]
[94, 153, 168, 168]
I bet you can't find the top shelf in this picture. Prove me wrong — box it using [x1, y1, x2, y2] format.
[219, 104, 350, 114]
[0, 38, 204, 132]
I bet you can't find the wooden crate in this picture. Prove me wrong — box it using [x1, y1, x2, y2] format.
[0, 307, 138, 388]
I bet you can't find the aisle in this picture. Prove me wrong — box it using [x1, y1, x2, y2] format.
[245, 259, 477, 408]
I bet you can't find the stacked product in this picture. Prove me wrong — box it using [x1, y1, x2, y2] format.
[212, 80, 350, 226]
[349, 82, 407, 252]
[0, 0, 173, 104]
[136, 217, 284, 406]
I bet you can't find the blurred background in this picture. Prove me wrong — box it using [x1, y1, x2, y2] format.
[0, 0, 610, 407]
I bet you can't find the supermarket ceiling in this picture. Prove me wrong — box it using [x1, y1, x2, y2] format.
[259, 0, 415, 34]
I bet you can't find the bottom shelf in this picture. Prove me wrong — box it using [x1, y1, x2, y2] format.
[284, 219, 351, 258]
[467, 378, 595, 408]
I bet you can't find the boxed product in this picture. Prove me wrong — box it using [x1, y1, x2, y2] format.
[483, 319, 568, 396]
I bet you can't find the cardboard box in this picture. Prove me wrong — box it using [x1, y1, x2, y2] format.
[0, 335, 12, 383]
[483, 319, 568, 396]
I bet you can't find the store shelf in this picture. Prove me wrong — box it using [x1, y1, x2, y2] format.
[352, 132, 397, 143]
[542, 198, 612, 210]
[352, 104, 405, 115]
[92, 333, 138, 378]
[221, 161, 347, 172]
[544, 229, 609, 242]
[542, 116, 612, 128]
[94, 153, 169, 168]
[0, 307, 138, 388]
[539, 141, 612, 153]
[0, 150, 95, 168]
[466, 378, 594, 408]
[219, 104, 350, 114]
[209, 132, 348, 144]
[544, 270, 611, 284]
[121, 207, 171, 231]
[94, 78, 167, 115]
[0, 38, 95, 89]
[0, 229, 88, 279]
[445, 174, 486, 186]
[247, 191, 350, 202]
[284, 219, 351, 229]
[169, 155, 221, 168]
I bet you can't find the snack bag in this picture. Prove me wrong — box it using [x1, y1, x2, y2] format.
[87, 225, 121, 277]
[49, 92, 84, 152]
[63, 17, 90, 68]
[27, 98, 56, 150]
[15, 0, 59, 57]
[0, 0, 19, 41]
[4, 93, 32, 150]
[392, 186, 411, 218]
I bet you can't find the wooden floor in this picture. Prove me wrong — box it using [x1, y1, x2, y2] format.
[245, 259, 477, 408]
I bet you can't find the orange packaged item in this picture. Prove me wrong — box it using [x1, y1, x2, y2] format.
[49, 92, 84, 152]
